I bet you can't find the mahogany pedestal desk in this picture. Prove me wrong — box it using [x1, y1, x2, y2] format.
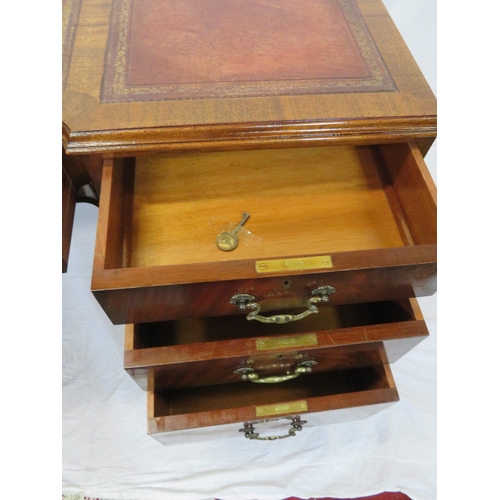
[62, 0, 436, 441]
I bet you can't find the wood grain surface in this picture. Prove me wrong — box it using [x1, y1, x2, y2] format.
[62, 0, 436, 154]
[124, 299, 428, 389]
[62, 166, 77, 273]
[91, 142, 436, 324]
[130, 145, 405, 267]
[147, 344, 399, 432]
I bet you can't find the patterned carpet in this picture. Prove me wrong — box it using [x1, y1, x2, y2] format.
[62, 493, 412, 500]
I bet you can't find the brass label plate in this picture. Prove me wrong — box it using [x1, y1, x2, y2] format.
[256, 256, 332, 273]
[256, 334, 318, 351]
[256, 400, 308, 417]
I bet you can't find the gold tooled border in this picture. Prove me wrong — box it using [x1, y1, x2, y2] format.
[101, 0, 397, 102]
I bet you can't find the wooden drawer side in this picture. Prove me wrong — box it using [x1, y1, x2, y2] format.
[377, 142, 437, 246]
[93, 158, 135, 271]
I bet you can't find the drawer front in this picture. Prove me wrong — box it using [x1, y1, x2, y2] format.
[94, 256, 435, 324]
[147, 343, 399, 435]
[125, 298, 428, 390]
[92, 142, 436, 325]
[148, 400, 397, 445]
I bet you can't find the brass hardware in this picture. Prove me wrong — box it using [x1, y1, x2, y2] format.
[256, 334, 318, 351]
[234, 360, 318, 384]
[256, 255, 332, 273]
[229, 286, 336, 324]
[239, 416, 307, 440]
[254, 401, 308, 418]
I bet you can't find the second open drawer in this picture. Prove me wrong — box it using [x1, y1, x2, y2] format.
[124, 298, 428, 390]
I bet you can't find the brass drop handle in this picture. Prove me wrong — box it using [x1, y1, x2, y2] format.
[239, 416, 307, 440]
[229, 286, 336, 324]
[234, 360, 318, 383]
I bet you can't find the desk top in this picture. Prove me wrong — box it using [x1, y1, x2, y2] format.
[62, 0, 436, 155]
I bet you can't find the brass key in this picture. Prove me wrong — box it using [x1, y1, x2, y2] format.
[216, 212, 250, 251]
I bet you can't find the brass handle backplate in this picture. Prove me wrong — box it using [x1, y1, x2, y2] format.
[234, 360, 318, 384]
[239, 416, 307, 441]
[229, 286, 336, 324]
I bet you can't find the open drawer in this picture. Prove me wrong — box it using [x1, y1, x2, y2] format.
[147, 341, 399, 436]
[92, 142, 436, 324]
[125, 298, 428, 390]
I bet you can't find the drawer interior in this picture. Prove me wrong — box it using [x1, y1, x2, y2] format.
[154, 366, 388, 416]
[103, 143, 436, 270]
[130, 299, 416, 349]
[147, 342, 399, 433]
